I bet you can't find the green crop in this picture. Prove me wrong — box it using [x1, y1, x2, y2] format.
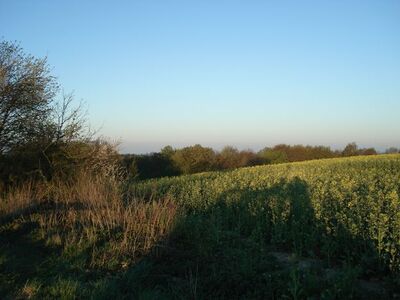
[133, 154, 400, 272]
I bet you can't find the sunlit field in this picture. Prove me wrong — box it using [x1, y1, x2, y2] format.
[1, 155, 400, 298]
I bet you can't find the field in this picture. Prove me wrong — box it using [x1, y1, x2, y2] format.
[1, 155, 400, 298]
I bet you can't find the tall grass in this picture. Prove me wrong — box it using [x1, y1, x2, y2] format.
[0, 171, 178, 267]
[0, 181, 47, 218]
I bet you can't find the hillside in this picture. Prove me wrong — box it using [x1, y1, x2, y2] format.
[1, 155, 400, 298]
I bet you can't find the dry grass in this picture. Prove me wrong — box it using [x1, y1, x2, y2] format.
[0, 171, 178, 267]
[0, 181, 47, 219]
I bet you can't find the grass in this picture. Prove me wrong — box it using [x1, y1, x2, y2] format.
[0, 172, 177, 299]
[1, 155, 400, 298]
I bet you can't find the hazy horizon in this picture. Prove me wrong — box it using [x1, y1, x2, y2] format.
[1, 0, 399, 154]
[118, 141, 394, 155]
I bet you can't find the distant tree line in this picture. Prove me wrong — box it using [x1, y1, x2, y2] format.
[122, 143, 399, 180]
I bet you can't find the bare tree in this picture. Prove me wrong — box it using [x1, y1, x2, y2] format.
[53, 92, 91, 144]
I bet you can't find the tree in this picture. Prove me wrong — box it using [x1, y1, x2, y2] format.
[0, 40, 58, 154]
[258, 147, 288, 164]
[342, 142, 358, 157]
[238, 149, 264, 166]
[385, 147, 399, 154]
[0, 40, 117, 183]
[53, 92, 89, 144]
[160, 145, 175, 157]
[359, 147, 377, 156]
[217, 146, 241, 169]
[171, 144, 216, 174]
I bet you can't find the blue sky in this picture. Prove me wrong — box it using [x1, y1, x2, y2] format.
[1, 0, 399, 153]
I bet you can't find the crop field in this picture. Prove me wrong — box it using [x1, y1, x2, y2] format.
[131, 154, 400, 298]
[136, 154, 400, 265]
[1, 155, 400, 298]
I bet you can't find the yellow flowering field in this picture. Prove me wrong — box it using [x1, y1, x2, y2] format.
[134, 154, 400, 272]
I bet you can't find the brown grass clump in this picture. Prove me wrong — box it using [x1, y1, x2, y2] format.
[0, 181, 48, 219]
[0, 170, 178, 267]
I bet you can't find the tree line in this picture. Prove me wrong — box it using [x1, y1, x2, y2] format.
[122, 143, 399, 180]
[1, 39, 399, 185]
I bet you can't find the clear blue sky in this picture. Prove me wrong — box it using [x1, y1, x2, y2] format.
[1, 0, 399, 153]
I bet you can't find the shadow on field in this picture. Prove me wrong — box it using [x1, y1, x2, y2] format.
[94, 177, 390, 299]
[0, 178, 392, 299]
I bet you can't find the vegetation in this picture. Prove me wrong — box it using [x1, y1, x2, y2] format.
[131, 154, 400, 298]
[0, 40, 58, 155]
[0, 171, 178, 299]
[2, 154, 400, 298]
[1, 39, 400, 298]
[122, 142, 395, 181]
[0, 40, 116, 186]
[135, 154, 400, 268]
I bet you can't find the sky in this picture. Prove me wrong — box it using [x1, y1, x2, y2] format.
[1, 0, 399, 153]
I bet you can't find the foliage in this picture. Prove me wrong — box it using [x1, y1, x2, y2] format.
[122, 152, 179, 180]
[258, 148, 289, 164]
[170, 144, 217, 174]
[342, 142, 378, 156]
[270, 144, 337, 162]
[216, 145, 242, 169]
[342, 142, 359, 157]
[0, 40, 58, 154]
[0, 40, 114, 184]
[123, 143, 386, 181]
